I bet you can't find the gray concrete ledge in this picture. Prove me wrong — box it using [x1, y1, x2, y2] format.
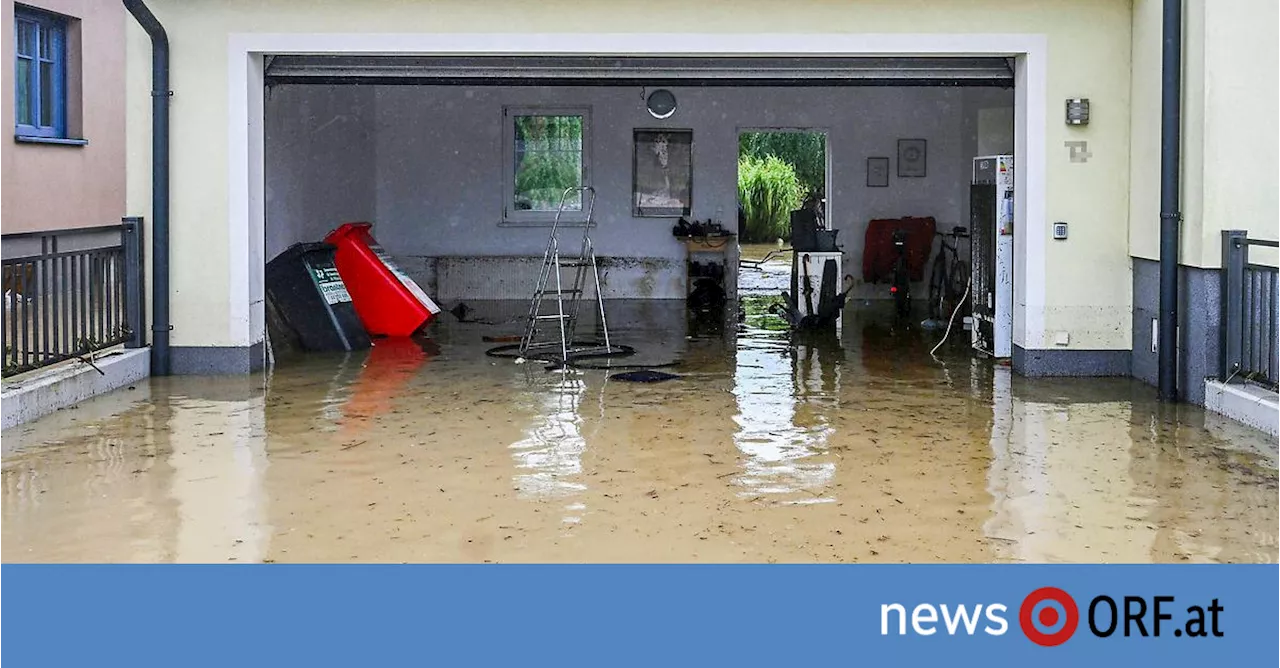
[1, 347, 151, 430]
[171, 342, 265, 375]
[1204, 380, 1280, 437]
[1013, 345, 1131, 377]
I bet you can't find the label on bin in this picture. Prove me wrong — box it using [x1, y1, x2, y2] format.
[312, 266, 352, 305]
[369, 244, 441, 314]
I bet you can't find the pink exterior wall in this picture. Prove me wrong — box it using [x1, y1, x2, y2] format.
[2, 0, 125, 233]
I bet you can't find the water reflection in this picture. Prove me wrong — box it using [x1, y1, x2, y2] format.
[164, 387, 271, 563]
[731, 327, 837, 503]
[508, 376, 589, 519]
[3, 298, 1276, 564]
[984, 365, 1032, 560]
[316, 353, 363, 429]
[340, 337, 437, 438]
[986, 374, 1142, 563]
[980, 374, 1280, 563]
[1, 402, 176, 562]
[1128, 405, 1279, 563]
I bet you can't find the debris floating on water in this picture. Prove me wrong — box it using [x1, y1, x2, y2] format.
[611, 370, 681, 383]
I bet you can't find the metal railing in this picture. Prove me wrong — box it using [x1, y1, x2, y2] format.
[2, 218, 145, 378]
[1221, 230, 1279, 390]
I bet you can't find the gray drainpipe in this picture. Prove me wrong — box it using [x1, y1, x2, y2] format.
[123, 0, 171, 376]
[1157, 0, 1183, 401]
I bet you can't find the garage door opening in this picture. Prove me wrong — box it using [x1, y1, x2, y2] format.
[261, 54, 1016, 365]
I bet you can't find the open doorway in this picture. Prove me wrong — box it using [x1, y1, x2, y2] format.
[736, 130, 828, 251]
[735, 129, 829, 319]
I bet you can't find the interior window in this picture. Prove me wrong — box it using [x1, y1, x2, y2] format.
[507, 110, 589, 221]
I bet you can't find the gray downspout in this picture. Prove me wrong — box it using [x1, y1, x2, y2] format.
[123, 0, 171, 375]
[1157, 0, 1182, 401]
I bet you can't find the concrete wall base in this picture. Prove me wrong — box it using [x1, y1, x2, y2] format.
[1012, 345, 1131, 377]
[171, 342, 266, 375]
[1204, 380, 1280, 437]
[1132, 259, 1220, 406]
[1, 348, 151, 430]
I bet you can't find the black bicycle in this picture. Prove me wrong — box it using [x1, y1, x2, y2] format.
[928, 225, 970, 321]
[890, 228, 911, 318]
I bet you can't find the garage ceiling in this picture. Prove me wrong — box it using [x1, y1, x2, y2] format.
[264, 56, 1014, 87]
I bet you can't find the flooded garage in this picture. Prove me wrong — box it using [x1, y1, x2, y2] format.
[3, 282, 1276, 564]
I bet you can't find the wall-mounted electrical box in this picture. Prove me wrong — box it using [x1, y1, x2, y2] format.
[1066, 98, 1090, 125]
[1053, 222, 1068, 240]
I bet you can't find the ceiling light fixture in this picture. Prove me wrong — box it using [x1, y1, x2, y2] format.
[646, 89, 677, 119]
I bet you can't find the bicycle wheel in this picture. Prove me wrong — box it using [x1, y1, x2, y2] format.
[927, 253, 947, 320]
[893, 257, 911, 318]
[949, 260, 971, 315]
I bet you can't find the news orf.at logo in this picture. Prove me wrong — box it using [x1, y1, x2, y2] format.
[1019, 587, 1079, 646]
[880, 587, 1225, 646]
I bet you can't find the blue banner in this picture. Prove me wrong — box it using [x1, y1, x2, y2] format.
[3, 565, 1276, 666]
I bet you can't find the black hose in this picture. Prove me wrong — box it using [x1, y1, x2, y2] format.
[569, 358, 682, 371]
[483, 341, 622, 359]
[485, 341, 678, 372]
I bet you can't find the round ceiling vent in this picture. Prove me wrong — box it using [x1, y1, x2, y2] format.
[646, 89, 677, 119]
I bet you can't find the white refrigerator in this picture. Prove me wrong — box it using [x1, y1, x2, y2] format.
[970, 155, 1014, 358]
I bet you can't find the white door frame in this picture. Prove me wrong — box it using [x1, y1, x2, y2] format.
[228, 33, 1047, 352]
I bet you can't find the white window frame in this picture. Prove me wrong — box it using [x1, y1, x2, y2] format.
[502, 105, 592, 226]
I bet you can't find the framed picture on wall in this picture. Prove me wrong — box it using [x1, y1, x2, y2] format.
[897, 138, 927, 177]
[633, 129, 693, 217]
[867, 157, 890, 187]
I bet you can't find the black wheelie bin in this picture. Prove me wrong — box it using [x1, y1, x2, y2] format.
[265, 242, 371, 352]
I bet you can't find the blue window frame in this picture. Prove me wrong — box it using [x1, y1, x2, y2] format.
[14, 6, 66, 139]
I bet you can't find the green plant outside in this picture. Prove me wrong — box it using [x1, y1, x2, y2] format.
[737, 155, 805, 243]
[739, 132, 826, 198]
[513, 115, 583, 211]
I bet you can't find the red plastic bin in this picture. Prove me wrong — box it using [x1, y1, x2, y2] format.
[324, 222, 441, 337]
[862, 217, 937, 284]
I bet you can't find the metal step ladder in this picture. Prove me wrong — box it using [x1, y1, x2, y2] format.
[519, 186, 612, 365]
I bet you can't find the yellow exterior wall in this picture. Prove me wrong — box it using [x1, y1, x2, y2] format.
[1129, 0, 1279, 268]
[1040, 5, 1133, 348]
[1131, 0, 1198, 263]
[1201, 0, 1279, 267]
[1127, 0, 1164, 263]
[126, 0, 1135, 351]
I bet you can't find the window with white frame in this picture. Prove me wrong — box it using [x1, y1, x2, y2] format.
[504, 108, 591, 223]
[14, 5, 68, 139]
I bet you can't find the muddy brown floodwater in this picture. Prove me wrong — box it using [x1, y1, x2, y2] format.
[3, 295, 1277, 564]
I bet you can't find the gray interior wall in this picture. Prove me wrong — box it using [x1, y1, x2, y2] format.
[976, 108, 1015, 156]
[266, 83, 1013, 300]
[961, 87, 1016, 164]
[265, 85, 377, 261]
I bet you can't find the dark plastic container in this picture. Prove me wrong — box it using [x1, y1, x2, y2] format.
[790, 209, 840, 252]
[265, 242, 371, 352]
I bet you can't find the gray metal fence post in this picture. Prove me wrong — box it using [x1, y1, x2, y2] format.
[1220, 229, 1246, 379]
[122, 217, 147, 349]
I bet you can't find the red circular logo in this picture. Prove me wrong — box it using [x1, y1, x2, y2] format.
[1019, 587, 1079, 646]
